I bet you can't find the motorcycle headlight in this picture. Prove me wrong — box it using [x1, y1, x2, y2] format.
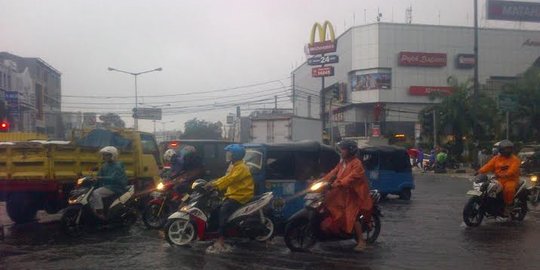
[156, 182, 165, 190]
[531, 175, 538, 182]
[310, 181, 325, 192]
[77, 178, 85, 186]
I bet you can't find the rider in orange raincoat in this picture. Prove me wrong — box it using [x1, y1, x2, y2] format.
[478, 140, 521, 216]
[322, 140, 373, 251]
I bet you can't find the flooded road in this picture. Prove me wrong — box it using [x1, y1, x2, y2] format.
[2, 173, 540, 270]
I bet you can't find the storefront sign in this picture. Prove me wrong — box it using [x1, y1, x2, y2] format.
[399, 52, 447, 67]
[487, 0, 540, 23]
[312, 66, 334, 77]
[371, 124, 381, 137]
[523, 39, 540, 47]
[308, 55, 339, 65]
[456, 54, 476, 69]
[409, 86, 454, 96]
[308, 21, 337, 55]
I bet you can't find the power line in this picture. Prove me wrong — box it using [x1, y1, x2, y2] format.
[62, 77, 290, 99]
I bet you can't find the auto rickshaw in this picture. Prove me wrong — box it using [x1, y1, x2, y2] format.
[243, 141, 340, 228]
[357, 145, 415, 200]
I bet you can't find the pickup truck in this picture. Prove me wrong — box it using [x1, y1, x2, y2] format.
[0, 128, 162, 223]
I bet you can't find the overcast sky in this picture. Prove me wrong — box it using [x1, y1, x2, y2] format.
[1, 0, 538, 133]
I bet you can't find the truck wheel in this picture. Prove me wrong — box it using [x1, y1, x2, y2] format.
[6, 192, 38, 223]
[399, 188, 412, 201]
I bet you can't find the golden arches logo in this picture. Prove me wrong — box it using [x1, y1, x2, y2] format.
[309, 21, 336, 46]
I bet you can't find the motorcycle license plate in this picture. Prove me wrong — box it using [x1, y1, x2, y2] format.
[466, 190, 481, 196]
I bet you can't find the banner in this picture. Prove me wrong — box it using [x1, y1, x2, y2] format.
[350, 69, 391, 91]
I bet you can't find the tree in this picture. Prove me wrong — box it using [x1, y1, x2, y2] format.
[181, 118, 223, 140]
[506, 66, 540, 142]
[419, 77, 500, 160]
[98, 113, 125, 129]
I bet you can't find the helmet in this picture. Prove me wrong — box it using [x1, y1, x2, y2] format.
[163, 149, 177, 163]
[191, 179, 207, 190]
[497, 140, 514, 157]
[337, 140, 359, 155]
[224, 144, 246, 162]
[99, 146, 119, 161]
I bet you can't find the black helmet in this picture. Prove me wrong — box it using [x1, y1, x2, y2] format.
[337, 140, 358, 155]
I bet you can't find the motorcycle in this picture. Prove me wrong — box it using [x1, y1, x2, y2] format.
[164, 180, 275, 246]
[142, 179, 189, 229]
[527, 174, 539, 206]
[463, 174, 529, 227]
[61, 176, 138, 236]
[284, 180, 383, 252]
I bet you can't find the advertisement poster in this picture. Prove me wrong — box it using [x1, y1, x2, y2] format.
[350, 69, 391, 91]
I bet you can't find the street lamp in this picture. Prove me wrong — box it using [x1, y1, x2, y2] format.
[107, 66, 162, 130]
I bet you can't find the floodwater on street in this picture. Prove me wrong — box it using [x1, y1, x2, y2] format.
[2, 173, 540, 270]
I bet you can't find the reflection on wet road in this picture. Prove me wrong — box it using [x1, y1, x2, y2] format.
[2, 174, 540, 270]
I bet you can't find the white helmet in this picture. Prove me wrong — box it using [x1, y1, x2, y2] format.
[99, 146, 119, 161]
[164, 149, 177, 163]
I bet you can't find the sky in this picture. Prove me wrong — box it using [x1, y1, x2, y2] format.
[1, 0, 538, 133]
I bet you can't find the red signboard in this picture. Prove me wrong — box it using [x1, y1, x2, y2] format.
[308, 40, 337, 55]
[399, 52, 447, 67]
[312, 66, 334, 77]
[409, 86, 454, 96]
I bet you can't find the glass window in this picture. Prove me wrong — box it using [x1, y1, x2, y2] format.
[361, 153, 379, 171]
[203, 144, 216, 159]
[244, 149, 263, 175]
[266, 151, 295, 179]
[140, 133, 161, 167]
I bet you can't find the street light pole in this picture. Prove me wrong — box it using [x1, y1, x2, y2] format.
[108, 67, 162, 131]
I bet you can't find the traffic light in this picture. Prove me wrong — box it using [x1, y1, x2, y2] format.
[421, 111, 433, 134]
[0, 121, 9, 132]
[332, 87, 340, 100]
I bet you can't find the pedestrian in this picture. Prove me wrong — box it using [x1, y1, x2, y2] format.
[417, 148, 425, 172]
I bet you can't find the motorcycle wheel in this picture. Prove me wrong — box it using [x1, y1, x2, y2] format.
[463, 196, 484, 227]
[364, 214, 381, 244]
[284, 218, 316, 252]
[511, 201, 527, 221]
[165, 218, 196, 247]
[255, 217, 275, 242]
[142, 204, 169, 229]
[61, 208, 83, 237]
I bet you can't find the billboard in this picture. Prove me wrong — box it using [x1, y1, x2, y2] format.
[133, 107, 162, 120]
[4, 91, 19, 121]
[487, 0, 540, 23]
[308, 21, 337, 55]
[350, 69, 392, 91]
[398, 52, 447, 67]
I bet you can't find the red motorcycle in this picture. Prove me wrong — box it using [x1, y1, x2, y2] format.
[142, 180, 189, 229]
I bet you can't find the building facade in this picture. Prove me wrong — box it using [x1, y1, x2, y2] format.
[0, 52, 62, 138]
[293, 22, 540, 139]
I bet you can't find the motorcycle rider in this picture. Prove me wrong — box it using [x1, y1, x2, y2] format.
[163, 146, 204, 194]
[89, 146, 128, 220]
[478, 140, 521, 216]
[205, 144, 254, 253]
[321, 140, 373, 252]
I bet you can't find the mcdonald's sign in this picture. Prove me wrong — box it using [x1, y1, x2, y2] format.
[308, 21, 337, 55]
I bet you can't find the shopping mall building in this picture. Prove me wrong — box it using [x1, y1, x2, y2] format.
[292, 22, 540, 139]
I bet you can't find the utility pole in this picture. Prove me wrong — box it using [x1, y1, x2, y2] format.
[433, 110, 437, 149]
[329, 98, 334, 146]
[292, 73, 296, 115]
[473, 0, 479, 101]
[274, 95, 278, 110]
[506, 111, 510, 139]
